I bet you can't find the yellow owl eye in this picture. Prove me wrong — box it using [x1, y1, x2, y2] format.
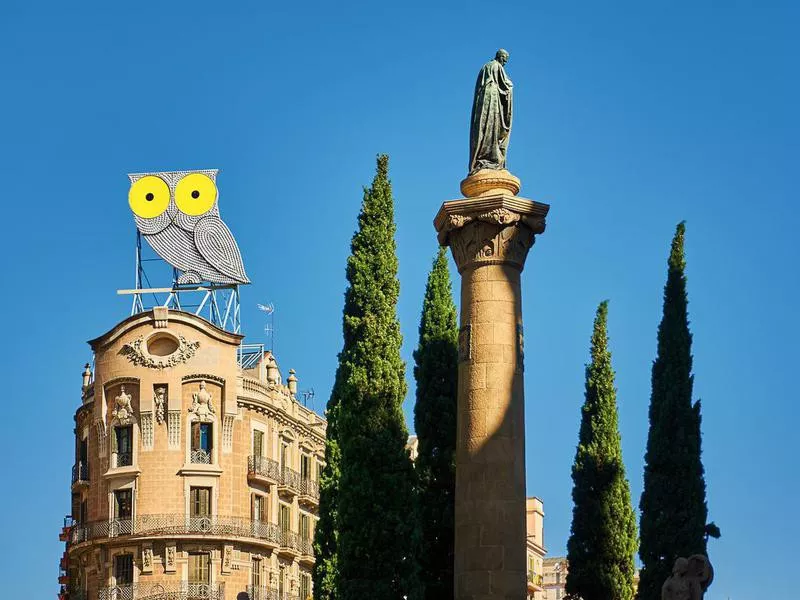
[129, 176, 170, 219]
[175, 173, 217, 216]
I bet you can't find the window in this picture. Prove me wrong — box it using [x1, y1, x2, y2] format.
[114, 489, 133, 519]
[190, 487, 211, 517]
[278, 566, 286, 596]
[78, 436, 88, 477]
[191, 423, 213, 463]
[279, 504, 291, 533]
[253, 494, 267, 522]
[300, 572, 311, 600]
[80, 499, 88, 524]
[280, 443, 288, 471]
[114, 425, 133, 467]
[189, 553, 210, 587]
[300, 513, 310, 542]
[300, 454, 311, 481]
[251, 557, 261, 588]
[114, 554, 133, 585]
[253, 430, 264, 457]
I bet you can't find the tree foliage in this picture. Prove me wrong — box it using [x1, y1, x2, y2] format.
[637, 222, 717, 600]
[566, 301, 638, 600]
[413, 247, 458, 600]
[333, 155, 421, 600]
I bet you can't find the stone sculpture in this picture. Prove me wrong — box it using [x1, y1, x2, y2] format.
[112, 386, 134, 424]
[154, 387, 167, 424]
[469, 49, 513, 175]
[189, 380, 216, 421]
[662, 555, 714, 600]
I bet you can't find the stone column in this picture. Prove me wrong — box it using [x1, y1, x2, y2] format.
[434, 171, 549, 600]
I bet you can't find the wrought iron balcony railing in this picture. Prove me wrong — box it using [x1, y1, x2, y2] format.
[280, 466, 301, 492]
[71, 462, 89, 485]
[298, 535, 314, 557]
[98, 581, 224, 600]
[279, 529, 300, 552]
[248, 455, 280, 481]
[244, 586, 299, 600]
[527, 572, 543, 587]
[298, 477, 319, 500]
[71, 514, 280, 545]
[114, 452, 133, 468]
[190, 449, 212, 464]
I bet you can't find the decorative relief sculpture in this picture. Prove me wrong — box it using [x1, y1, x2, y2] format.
[449, 220, 537, 273]
[154, 387, 167, 424]
[222, 545, 233, 573]
[189, 380, 216, 421]
[141, 546, 153, 573]
[120, 335, 200, 369]
[469, 49, 513, 175]
[662, 555, 714, 600]
[165, 545, 176, 572]
[112, 386, 135, 424]
[141, 413, 154, 450]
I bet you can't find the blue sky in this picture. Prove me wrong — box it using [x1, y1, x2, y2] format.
[1, 1, 797, 598]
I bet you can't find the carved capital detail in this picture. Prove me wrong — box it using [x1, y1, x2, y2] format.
[448, 220, 537, 273]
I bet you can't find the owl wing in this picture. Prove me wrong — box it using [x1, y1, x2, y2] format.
[194, 216, 250, 284]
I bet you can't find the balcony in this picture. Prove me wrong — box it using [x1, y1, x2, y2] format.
[98, 582, 224, 599]
[527, 572, 543, 591]
[278, 529, 301, 557]
[298, 478, 319, 507]
[245, 587, 299, 600]
[71, 462, 89, 488]
[113, 452, 133, 468]
[190, 449, 212, 464]
[248, 455, 280, 485]
[298, 536, 314, 565]
[71, 514, 280, 546]
[278, 467, 301, 497]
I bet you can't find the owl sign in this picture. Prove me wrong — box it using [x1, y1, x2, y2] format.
[128, 170, 249, 285]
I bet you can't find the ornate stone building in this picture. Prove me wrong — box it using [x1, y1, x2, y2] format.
[58, 307, 325, 600]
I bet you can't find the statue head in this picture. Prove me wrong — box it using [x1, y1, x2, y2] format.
[495, 49, 509, 65]
[672, 557, 689, 576]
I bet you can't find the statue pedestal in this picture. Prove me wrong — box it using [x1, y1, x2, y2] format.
[435, 176, 549, 600]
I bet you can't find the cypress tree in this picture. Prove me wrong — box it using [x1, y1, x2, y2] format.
[335, 155, 421, 600]
[566, 301, 638, 600]
[637, 222, 718, 600]
[313, 376, 341, 600]
[413, 247, 458, 600]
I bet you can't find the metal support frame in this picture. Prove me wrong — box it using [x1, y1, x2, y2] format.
[121, 231, 242, 333]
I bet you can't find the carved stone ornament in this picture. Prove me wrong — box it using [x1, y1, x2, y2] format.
[112, 386, 135, 425]
[165, 545, 176, 572]
[153, 387, 167, 425]
[222, 545, 233, 573]
[189, 380, 216, 422]
[120, 335, 200, 369]
[662, 555, 714, 600]
[141, 546, 153, 573]
[449, 219, 537, 273]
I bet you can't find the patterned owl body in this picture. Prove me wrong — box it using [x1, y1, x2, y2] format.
[128, 169, 250, 285]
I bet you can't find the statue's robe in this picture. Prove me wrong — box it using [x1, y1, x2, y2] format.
[469, 59, 513, 174]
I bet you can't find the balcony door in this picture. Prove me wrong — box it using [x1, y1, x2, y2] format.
[188, 552, 210, 599]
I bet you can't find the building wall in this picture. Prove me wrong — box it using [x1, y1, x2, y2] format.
[62, 308, 325, 600]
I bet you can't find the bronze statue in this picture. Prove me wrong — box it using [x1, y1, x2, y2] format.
[662, 555, 714, 600]
[469, 49, 513, 175]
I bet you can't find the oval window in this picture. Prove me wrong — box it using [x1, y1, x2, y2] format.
[147, 333, 179, 357]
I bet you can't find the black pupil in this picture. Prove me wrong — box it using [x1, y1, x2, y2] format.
[191, 190, 200, 199]
[145, 193, 154, 201]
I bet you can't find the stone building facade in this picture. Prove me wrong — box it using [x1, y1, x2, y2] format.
[58, 307, 325, 600]
[525, 497, 545, 599]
